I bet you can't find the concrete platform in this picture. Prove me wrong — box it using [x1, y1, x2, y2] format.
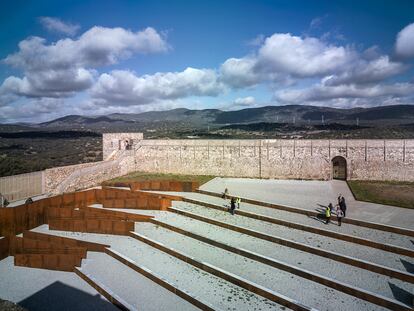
[0, 256, 117, 311]
[200, 178, 414, 229]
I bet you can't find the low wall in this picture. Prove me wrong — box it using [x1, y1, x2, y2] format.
[0, 171, 44, 201]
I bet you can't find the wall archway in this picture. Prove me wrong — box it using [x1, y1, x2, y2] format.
[332, 156, 347, 180]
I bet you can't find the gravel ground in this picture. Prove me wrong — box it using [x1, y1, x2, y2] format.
[32, 225, 286, 311]
[172, 191, 414, 250]
[0, 256, 116, 311]
[79, 252, 198, 311]
[134, 222, 389, 311]
[136, 209, 414, 304]
[173, 201, 414, 273]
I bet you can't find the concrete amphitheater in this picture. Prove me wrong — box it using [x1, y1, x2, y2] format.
[0, 134, 413, 311]
[0, 178, 413, 311]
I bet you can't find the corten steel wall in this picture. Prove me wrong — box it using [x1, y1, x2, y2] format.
[132, 139, 414, 181]
[0, 171, 44, 201]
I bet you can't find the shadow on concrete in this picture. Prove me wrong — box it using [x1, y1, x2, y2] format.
[388, 282, 413, 307]
[308, 215, 327, 224]
[18, 281, 117, 311]
[400, 259, 414, 274]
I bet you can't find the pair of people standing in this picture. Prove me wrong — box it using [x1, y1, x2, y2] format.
[325, 195, 346, 226]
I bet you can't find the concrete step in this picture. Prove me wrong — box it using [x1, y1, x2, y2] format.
[31, 225, 289, 311]
[184, 191, 414, 251]
[171, 201, 414, 276]
[77, 251, 199, 311]
[196, 189, 414, 237]
[133, 222, 412, 311]
[138, 208, 414, 301]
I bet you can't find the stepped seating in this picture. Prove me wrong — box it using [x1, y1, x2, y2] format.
[2, 181, 414, 310]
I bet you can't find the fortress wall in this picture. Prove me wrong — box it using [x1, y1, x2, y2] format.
[133, 138, 414, 181]
[102, 132, 143, 160]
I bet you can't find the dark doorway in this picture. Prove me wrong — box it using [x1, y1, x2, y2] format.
[332, 156, 347, 180]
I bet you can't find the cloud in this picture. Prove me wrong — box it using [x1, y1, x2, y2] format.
[1, 26, 168, 100]
[39, 17, 80, 36]
[255, 33, 356, 78]
[275, 82, 414, 105]
[91, 67, 224, 105]
[395, 22, 414, 59]
[220, 57, 262, 88]
[323, 55, 406, 85]
[234, 96, 255, 106]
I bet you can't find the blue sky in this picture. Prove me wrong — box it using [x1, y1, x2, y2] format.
[0, 0, 414, 122]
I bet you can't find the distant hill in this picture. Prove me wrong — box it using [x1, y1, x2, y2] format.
[2, 104, 414, 132]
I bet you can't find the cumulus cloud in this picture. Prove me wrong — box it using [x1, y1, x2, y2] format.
[323, 55, 406, 86]
[1, 26, 168, 100]
[91, 67, 224, 105]
[220, 57, 262, 88]
[234, 96, 255, 106]
[39, 17, 80, 36]
[255, 33, 356, 78]
[395, 23, 414, 58]
[275, 82, 414, 104]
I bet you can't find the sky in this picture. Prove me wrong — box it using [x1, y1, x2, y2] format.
[0, 0, 414, 123]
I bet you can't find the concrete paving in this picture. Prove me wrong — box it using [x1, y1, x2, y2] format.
[134, 222, 391, 311]
[0, 256, 117, 311]
[199, 178, 414, 229]
[173, 201, 414, 273]
[31, 225, 286, 311]
[159, 191, 414, 250]
[79, 252, 199, 311]
[107, 206, 414, 307]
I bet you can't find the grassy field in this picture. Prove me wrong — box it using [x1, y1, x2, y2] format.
[347, 180, 414, 209]
[103, 171, 216, 185]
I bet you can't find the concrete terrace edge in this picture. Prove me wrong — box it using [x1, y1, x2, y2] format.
[148, 218, 412, 311]
[197, 189, 414, 237]
[183, 197, 414, 258]
[168, 206, 414, 283]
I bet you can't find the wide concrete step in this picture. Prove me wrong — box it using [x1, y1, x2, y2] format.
[133, 221, 410, 311]
[77, 251, 198, 311]
[31, 225, 288, 311]
[172, 201, 414, 275]
[182, 191, 414, 251]
[138, 209, 414, 305]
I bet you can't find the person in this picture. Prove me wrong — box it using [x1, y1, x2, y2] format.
[230, 197, 236, 215]
[236, 197, 241, 209]
[325, 203, 332, 224]
[25, 197, 33, 204]
[222, 188, 229, 200]
[336, 207, 344, 226]
[340, 196, 347, 218]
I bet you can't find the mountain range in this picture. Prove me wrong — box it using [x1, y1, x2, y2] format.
[3, 104, 414, 132]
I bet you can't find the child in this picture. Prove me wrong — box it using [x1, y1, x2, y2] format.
[325, 203, 332, 224]
[336, 207, 344, 226]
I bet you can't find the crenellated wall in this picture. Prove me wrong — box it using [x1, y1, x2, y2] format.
[128, 138, 414, 181]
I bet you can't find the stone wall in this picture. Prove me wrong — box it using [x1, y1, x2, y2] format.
[132, 138, 414, 181]
[39, 135, 414, 196]
[103, 133, 143, 160]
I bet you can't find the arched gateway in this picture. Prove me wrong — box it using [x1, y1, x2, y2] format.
[332, 156, 347, 180]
